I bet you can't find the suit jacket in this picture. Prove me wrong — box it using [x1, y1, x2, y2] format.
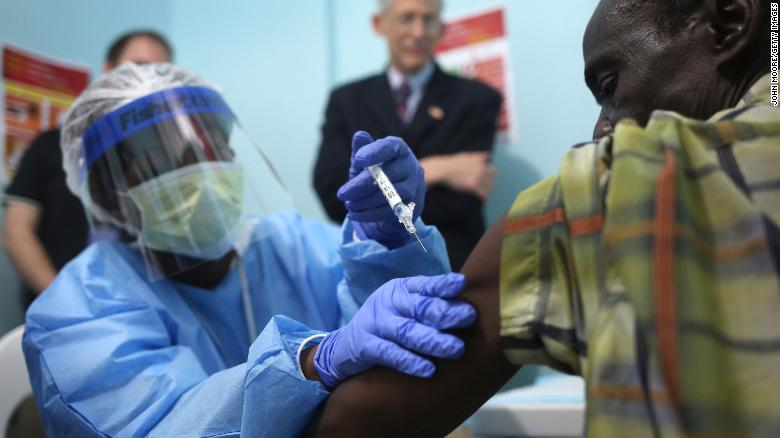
[313, 64, 502, 270]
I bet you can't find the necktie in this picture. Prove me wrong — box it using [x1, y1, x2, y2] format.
[393, 81, 412, 122]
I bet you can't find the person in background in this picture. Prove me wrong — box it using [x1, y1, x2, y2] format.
[2, 30, 172, 309]
[313, 0, 502, 271]
[306, 0, 779, 436]
[22, 62, 474, 437]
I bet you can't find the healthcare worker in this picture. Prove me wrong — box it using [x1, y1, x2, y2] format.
[22, 63, 474, 437]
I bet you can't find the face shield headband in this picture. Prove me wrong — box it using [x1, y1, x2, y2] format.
[80, 85, 234, 182]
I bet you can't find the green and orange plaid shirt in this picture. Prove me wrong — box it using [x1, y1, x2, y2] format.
[500, 74, 780, 437]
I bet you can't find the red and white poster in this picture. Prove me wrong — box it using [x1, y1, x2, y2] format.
[1, 45, 90, 184]
[435, 7, 515, 142]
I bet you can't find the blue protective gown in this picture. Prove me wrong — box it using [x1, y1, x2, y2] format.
[23, 211, 449, 437]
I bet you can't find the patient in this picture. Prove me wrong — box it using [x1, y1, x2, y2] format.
[305, 0, 778, 436]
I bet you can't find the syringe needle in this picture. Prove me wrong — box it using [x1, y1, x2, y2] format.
[413, 232, 427, 253]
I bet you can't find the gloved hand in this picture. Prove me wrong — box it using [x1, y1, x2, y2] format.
[313, 273, 475, 389]
[337, 131, 425, 248]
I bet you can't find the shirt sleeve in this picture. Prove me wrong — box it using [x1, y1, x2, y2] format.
[498, 176, 582, 374]
[499, 139, 610, 376]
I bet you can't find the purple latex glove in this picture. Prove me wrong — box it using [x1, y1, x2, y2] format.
[313, 273, 475, 389]
[337, 131, 425, 248]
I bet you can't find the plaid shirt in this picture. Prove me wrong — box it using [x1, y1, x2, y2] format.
[500, 74, 780, 437]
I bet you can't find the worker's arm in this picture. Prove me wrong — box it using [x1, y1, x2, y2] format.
[2, 200, 57, 293]
[420, 151, 496, 200]
[419, 85, 502, 201]
[305, 215, 520, 437]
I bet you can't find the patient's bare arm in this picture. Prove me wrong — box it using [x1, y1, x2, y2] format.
[306, 216, 520, 437]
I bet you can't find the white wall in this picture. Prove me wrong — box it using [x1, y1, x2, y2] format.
[171, 0, 334, 220]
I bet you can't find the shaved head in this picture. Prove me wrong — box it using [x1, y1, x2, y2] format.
[584, 0, 768, 139]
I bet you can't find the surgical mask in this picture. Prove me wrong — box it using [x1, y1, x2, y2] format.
[123, 161, 244, 260]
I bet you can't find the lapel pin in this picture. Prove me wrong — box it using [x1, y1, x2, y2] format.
[427, 105, 444, 120]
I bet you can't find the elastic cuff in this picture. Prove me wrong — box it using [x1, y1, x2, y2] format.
[295, 333, 328, 378]
[312, 330, 344, 389]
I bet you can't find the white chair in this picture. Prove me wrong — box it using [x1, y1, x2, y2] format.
[0, 325, 33, 435]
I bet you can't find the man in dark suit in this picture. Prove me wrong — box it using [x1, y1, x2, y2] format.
[313, 0, 502, 270]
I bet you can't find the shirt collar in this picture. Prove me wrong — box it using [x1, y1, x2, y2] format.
[736, 73, 772, 108]
[387, 61, 435, 92]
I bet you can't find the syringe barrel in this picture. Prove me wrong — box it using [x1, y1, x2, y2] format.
[392, 203, 410, 219]
[393, 203, 416, 233]
[367, 165, 402, 208]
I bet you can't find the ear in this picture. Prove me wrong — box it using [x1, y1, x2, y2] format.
[372, 13, 386, 36]
[102, 62, 115, 73]
[705, 0, 761, 62]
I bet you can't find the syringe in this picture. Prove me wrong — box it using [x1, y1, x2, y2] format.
[366, 164, 427, 252]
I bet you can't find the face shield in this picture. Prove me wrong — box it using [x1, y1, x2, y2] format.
[79, 85, 292, 280]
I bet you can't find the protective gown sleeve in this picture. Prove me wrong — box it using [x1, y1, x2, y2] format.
[335, 218, 451, 324]
[149, 316, 329, 437]
[23, 269, 327, 437]
[25, 296, 327, 437]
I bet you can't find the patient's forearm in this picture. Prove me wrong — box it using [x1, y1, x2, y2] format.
[307, 216, 519, 437]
